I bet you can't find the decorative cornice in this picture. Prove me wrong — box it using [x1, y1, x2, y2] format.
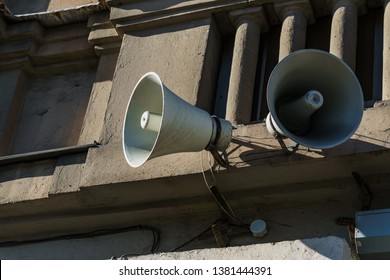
[87, 11, 122, 55]
[0, 0, 386, 63]
[274, 0, 315, 24]
[229, 6, 269, 32]
[107, 0, 250, 34]
[105, 0, 382, 35]
[0, 20, 97, 74]
[326, 0, 368, 15]
[0, 3, 12, 17]
[0, 2, 108, 27]
[0, 3, 120, 72]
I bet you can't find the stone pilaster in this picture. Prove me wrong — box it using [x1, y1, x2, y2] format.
[225, 7, 267, 125]
[278, 7, 307, 61]
[274, 0, 314, 61]
[329, 0, 358, 71]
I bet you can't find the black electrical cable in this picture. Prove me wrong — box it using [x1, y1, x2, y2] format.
[169, 219, 251, 252]
[0, 224, 161, 256]
[117, 227, 161, 259]
[170, 226, 212, 252]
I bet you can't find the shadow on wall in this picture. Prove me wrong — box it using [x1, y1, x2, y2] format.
[2, 0, 99, 15]
[10, 71, 95, 155]
[0, 159, 56, 183]
[130, 19, 209, 37]
[227, 136, 389, 168]
[301, 236, 353, 260]
[0, 153, 87, 182]
[323, 137, 390, 157]
[228, 136, 312, 168]
[2, 0, 50, 14]
[117, 0, 182, 13]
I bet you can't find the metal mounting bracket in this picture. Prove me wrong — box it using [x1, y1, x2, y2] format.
[207, 146, 229, 168]
[211, 221, 230, 248]
[274, 133, 300, 155]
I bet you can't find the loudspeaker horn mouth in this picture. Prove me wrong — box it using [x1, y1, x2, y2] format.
[266, 49, 364, 149]
[123, 72, 233, 168]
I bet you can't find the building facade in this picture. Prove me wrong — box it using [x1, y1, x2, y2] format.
[0, 0, 389, 259]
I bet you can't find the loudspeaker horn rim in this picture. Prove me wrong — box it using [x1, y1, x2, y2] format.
[266, 49, 364, 149]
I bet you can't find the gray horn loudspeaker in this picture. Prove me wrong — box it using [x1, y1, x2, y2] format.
[266, 49, 364, 149]
[123, 72, 232, 168]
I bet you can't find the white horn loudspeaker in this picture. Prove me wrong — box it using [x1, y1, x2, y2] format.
[122, 72, 232, 168]
[266, 49, 364, 150]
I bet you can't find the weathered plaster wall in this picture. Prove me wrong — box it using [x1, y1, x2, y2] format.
[0, 70, 27, 155]
[0, 235, 352, 260]
[128, 236, 353, 260]
[11, 71, 95, 154]
[2, 0, 98, 15]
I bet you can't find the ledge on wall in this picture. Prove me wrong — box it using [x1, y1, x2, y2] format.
[126, 236, 353, 260]
[0, 2, 108, 27]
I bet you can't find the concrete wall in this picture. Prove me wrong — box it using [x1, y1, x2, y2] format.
[0, 234, 352, 260]
[11, 71, 95, 154]
[0, 0, 389, 259]
[2, 0, 97, 14]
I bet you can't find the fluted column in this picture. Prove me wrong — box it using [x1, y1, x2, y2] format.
[383, 0, 390, 100]
[329, 0, 358, 71]
[279, 8, 307, 61]
[226, 8, 265, 125]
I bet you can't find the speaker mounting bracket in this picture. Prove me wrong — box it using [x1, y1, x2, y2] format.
[207, 146, 229, 168]
[205, 115, 231, 167]
[274, 134, 300, 155]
